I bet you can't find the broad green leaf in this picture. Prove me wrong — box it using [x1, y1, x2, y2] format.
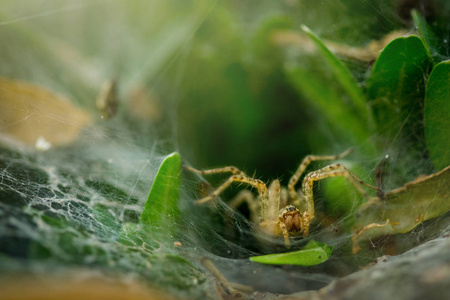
[140, 152, 181, 228]
[301, 25, 372, 126]
[367, 35, 431, 142]
[249, 240, 333, 266]
[425, 60, 450, 170]
[322, 163, 374, 217]
[353, 165, 450, 252]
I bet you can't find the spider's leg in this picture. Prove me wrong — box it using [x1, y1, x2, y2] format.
[279, 221, 291, 248]
[195, 174, 268, 206]
[280, 187, 289, 208]
[351, 219, 399, 253]
[267, 180, 281, 224]
[185, 166, 248, 177]
[288, 149, 353, 198]
[301, 163, 381, 232]
[201, 258, 254, 296]
[228, 179, 282, 224]
[228, 190, 259, 224]
[186, 165, 271, 221]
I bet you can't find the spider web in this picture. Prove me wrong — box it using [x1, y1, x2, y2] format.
[0, 0, 449, 298]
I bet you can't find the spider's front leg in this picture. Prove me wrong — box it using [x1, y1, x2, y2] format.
[287, 149, 353, 200]
[185, 166, 269, 212]
[278, 221, 291, 248]
[228, 190, 259, 224]
[266, 180, 281, 225]
[228, 181, 283, 227]
[301, 163, 381, 234]
[265, 180, 294, 248]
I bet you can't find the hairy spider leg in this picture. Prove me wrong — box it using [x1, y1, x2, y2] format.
[228, 190, 259, 224]
[287, 148, 353, 200]
[279, 187, 289, 208]
[301, 163, 381, 235]
[267, 180, 281, 224]
[229, 180, 286, 234]
[229, 181, 282, 236]
[185, 166, 248, 177]
[201, 257, 254, 296]
[351, 219, 399, 253]
[278, 220, 291, 248]
[185, 166, 269, 216]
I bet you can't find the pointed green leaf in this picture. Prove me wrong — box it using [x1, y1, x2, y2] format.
[411, 9, 441, 63]
[301, 25, 371, 125]
[425, 60, 450, 170]
[367, 35, 431, 142]
[140, 152, 181, 228]
[249, 240, 333, 266]
[287, 67, 372, 147]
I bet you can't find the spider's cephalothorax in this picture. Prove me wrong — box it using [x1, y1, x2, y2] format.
[279, 205, 302, 233]
[186, 149, 380, 248]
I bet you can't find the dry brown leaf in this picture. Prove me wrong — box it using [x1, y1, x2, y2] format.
[128, 86, 163, 123]
[0, 77, 92, 149]
[0, 275, 176, 300]
[271, 29, 409, 62]
[352, 165, 450, 252]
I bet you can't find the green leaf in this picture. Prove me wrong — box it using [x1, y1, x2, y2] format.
[322, 163, 372, 216]
[301, 25, 372, 126]
[367, 35, 431, 142]
[249, 240, 333, 266]
[119, 222, 160, 249]
[425, 60, 450, 170]
[140, 152, 181, 228]
[411, 9, 440, 63]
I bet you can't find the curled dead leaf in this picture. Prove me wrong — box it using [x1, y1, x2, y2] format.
[352, 165, 450, 252]
[271, 29, 408, 62]
[128, 86, 163, 123]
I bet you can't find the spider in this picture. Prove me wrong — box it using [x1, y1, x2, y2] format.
[186, 149, 381, 248]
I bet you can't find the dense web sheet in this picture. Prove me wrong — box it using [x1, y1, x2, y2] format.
[0, 136, 344, 294]
[3, 130, 445, 296]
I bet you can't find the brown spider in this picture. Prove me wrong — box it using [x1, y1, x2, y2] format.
[186, 149, 380, 248]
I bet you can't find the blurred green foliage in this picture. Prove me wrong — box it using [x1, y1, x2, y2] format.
[173, 1, 444, 174]
[172, 1, 450, 219]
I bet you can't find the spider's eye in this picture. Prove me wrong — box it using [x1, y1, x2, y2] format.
[286, 205, 295, 211]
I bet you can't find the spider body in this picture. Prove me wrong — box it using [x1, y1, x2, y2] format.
[257, 180, 313, 245]
[260, 205, 303, 240]
[279, 205, 302, 233]
[187, 149, 380, 248]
